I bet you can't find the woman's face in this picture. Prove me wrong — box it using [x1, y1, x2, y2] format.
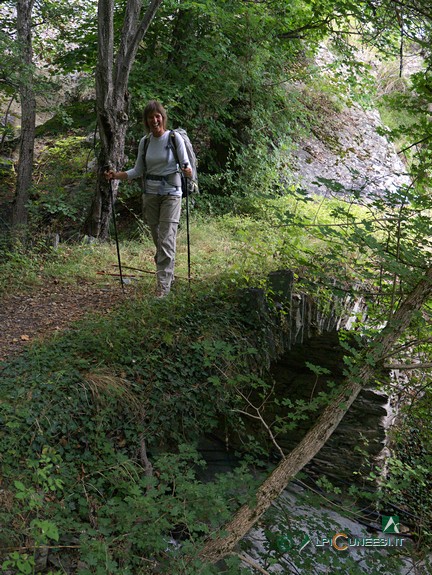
[147, 111, 165, 137]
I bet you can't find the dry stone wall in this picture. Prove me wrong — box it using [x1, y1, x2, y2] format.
[230, 270, 391, 488]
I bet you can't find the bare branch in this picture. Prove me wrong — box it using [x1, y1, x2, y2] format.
[398, 135, 432, 154]
[278, 16, 333, 39]
[235, 389, 286, 460]
[236, 554, 272, 575]
[115, 0, 164, 93]
[384, 362, 432, 371]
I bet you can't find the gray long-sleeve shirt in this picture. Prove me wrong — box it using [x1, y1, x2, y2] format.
[126, 130, 188, 196]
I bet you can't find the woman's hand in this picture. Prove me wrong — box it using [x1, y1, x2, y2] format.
[182, 166, 192, 178]
[104, 170, 116, 180]
[104, 170, 127, 181]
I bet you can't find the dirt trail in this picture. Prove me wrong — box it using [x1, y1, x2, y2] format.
[0, 280, 127, 364]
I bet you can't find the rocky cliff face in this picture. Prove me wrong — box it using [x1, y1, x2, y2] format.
[292, 103, 409, 199]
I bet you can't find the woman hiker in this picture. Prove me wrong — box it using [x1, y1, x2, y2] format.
[105, 100, 192, 298]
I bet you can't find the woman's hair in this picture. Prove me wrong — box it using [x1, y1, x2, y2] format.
[143, 100, 168, 133]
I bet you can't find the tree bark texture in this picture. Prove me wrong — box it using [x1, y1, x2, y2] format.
[197, 266, 432, 565]
[12, 0, 36, 229]
[86, 0, 164, 239]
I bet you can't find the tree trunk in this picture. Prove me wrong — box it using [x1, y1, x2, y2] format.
[197, 266, 432, 565]
[84, 0, 163, 239]
[12, 0, 36, 231]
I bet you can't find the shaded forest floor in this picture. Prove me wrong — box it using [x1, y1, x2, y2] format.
[0, 279, 128, 364]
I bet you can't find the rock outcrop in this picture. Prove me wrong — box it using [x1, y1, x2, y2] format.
[292, 103, 410, 199]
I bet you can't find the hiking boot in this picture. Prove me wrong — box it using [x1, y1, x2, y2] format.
[155, 286, 170, 298]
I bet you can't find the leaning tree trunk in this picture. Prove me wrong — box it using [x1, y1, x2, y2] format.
[12, 0, 36, 231]
[195, 265, 432, 565]
[84, 0, 163, 239]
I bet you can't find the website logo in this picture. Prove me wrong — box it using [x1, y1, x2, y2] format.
[382, 516, 400, 534]
[275, 516, 405, 554]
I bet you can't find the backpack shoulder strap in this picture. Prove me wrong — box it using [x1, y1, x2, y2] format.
[169, 130, 180, 165]
[142, 134, 151, 170]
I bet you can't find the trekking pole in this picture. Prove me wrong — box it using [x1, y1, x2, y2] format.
[183, 163, 191, 290]
[108, 175, 125, 293]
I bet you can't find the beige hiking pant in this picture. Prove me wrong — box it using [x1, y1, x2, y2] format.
[143, 194, 182, 294]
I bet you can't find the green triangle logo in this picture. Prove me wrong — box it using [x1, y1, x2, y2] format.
[382, 515, 400, 534]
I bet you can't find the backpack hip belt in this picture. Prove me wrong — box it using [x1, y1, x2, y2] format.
[145, 173, 182, 187]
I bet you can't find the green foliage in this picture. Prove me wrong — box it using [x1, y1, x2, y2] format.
[124, 0, 334, 202]
[2, 552, 36, 575]
[1, 1, 432, 572]
[0, 174, 431, 572]
[28, 135, 95, 234]
[0, 245, 43, 292]
[379, 392, 432, 550]
[35, 102, 96, 136]
[0, 268, 275, 573]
